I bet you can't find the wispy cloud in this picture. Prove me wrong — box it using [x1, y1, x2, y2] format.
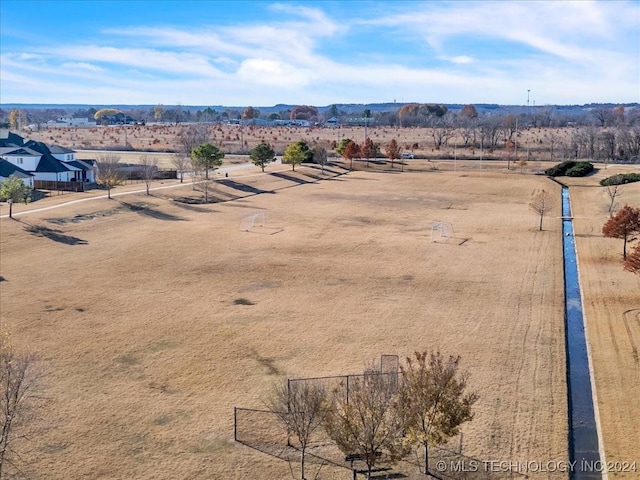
[0, 1, 637, 105]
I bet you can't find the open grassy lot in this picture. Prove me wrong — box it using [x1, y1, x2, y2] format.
[2, 163, 570, 478]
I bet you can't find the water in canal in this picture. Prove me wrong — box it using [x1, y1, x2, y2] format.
[562, 186, 602, 479]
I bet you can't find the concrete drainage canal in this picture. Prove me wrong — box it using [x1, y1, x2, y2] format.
[562, 185, 603, 479]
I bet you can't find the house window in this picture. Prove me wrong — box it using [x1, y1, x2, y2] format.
[17, 157, 23, 164]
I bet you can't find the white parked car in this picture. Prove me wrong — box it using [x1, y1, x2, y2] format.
[401, 152, 415, 159]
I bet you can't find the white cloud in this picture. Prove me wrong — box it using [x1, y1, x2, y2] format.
[60, 62, 104, 72]
[1, 1, 638, 105]
[236, 58, 313, 87]
[448, 56, 474, 65]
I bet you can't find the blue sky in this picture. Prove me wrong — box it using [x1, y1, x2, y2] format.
[1, 0, 638, 106]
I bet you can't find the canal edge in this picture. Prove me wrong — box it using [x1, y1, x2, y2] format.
[552, 177, 608, 480]
[566, 186, 608, 480]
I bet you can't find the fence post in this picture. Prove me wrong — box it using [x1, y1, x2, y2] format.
[233, 407, 237, 441]
[346, 375, 349, 405]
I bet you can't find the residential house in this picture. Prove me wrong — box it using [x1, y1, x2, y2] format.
[0, 130, 96, 189]
[47, 116, 97, 127]
[0, 159, 34, 188]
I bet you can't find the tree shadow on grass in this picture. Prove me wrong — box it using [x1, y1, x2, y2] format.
[21, 221, 88, 245]
[118, 200, 187, 221]
[269, 171, 310, 185]
[218, 179, 270, 195]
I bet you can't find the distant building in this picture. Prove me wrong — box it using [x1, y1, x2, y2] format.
[48, 116, 97, 127]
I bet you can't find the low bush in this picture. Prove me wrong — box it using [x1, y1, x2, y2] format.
[545, 161, 594, 177]
[600, 173, 640, 186]
[566, 162, 594, 177]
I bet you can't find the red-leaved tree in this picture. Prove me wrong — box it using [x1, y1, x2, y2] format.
[624, 243, 640, 274]
[602, 205, 640, 259]
[343, 140, 361, 170]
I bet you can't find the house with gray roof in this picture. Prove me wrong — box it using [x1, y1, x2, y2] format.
[0, 159, 34, 188]
[0, 130, 96, 189]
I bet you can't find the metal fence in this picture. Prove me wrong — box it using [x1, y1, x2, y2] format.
[233, 354, 535, 479]
[34, 180, 87, 192]
[234, 406, 532, 479]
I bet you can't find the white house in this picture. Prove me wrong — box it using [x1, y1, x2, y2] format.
[0, 159, 34, 188]
[48, 117, 97, 127]
[0, 131, 96, 187]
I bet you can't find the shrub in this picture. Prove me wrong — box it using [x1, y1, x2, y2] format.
[545, 161, 594, 177]
[600, 173, 640, 186]
[566, 162, 594, 177]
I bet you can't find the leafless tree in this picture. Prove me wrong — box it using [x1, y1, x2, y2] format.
[529, 189, 555, 231]
[179, 124, 210, 157]
[171, 154, 190, 183]
[312, 147, 328, 175]
[397, 351, 478, 476]
[96, 153, 123, 199]
[0, 334, 38, 478]
[137, 155, 158, 195]
[499, 115, 518, 145]
[548, 132, 560, 162]
[429, 115, 455, 150]
[605, 185, 622, 215]
[517, 158, 528, 174]
[617, 126, 640, 162]
[459, 119, 477, 147]
[267, 380, 327, 480]
[598, 130, 616, 166]
[477, 117, 501, 150]
[591, 107, 613, 127]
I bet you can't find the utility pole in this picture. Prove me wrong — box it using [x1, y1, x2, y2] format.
[527, 89, 531, 119]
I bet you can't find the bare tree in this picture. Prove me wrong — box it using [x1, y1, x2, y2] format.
[137, 155, 158, 195]
[312, 146, 328, 175]
[477, 117, 501, 150]
[179, 124, 210, 157]
[429, 115, 455, 150]
[397, 351, 478, 476]
[602, 205, 640, 259]
[605, 184, 622, 215]
[517, 158, 528, 174]
[267, 380, 327, 480]
[548, 132, 560, 162]
[529, 189, 555, 231]
[0, 334, 37, 478]
[459, 119, 477, 147]
[499, 115, 518, 145]
[96, 153, 123, 199]
[171, 154, 190, 183]
[598, 130, 616, 166]
[591, 107, 613, 127]
[323, 365, 409, 479]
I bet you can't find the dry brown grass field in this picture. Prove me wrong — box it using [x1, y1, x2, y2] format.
[27, 123, 573, 163]
[1, 155, 638, 478]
